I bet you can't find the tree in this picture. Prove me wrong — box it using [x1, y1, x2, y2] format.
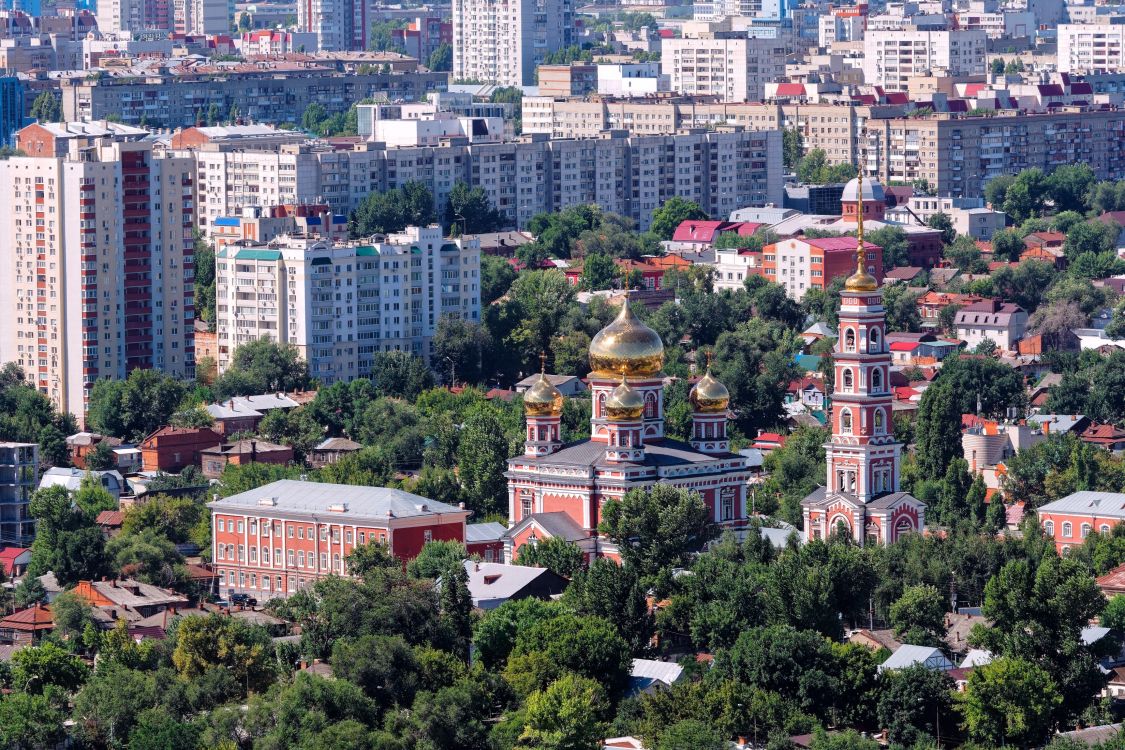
[711, 625, 837, 717]
[599, 485, 717, 579]
[27, 486, 108, 586]
[881, 283, 922, 332]
[959, 657, 1061, 747]
[580, 252, 619, 291]
[888, 584, 946, 642]
[432, 315, 489, 386]
[171, 614, 274, 694]
[351, 181, 435, 236]
[516, 674, 609, 750]
[649, 197, 708, 240]
[457, 405, 511, 516]
[914, 381, 966, 479]
[11, 641, 89, 694]
[83, 439, 118, 471]
[1001, 168, 1048, 223]
[563, 557, 654, 654]
[406, 540, 468, 580]
[368, 351, 435, 399]
[516, 536, 585, 578]
[655, 719, 725, 750]
[445, 180, 505, 234]
[783, 128, 804, 171]
[990, 57, 1005, 76]
[511, 613, 632, 695]
[482, 254, 518, 305]
[330, 634, 419, 709]
[927, 212, 956, 244]
[473, 597, 568, 669]
[51, 590, 99, 643]
[797, 149, 856, 184]
[1047, 163, 1097, 214]
[87, 369, 188, 442]
[0, 692, 66, 749]
[712, 319, 799, 436]
[427, 42, 453, 71]
[74, 475, 118, 517]
[127, 707, 200, 750]
[877, 665, 956, 746]
[990, 228, 1025, 262]
[107, 527, 184, 585]
[29, 91, 61, 123]
[439, 555, 474, 661]
[215, 339, 311, 398]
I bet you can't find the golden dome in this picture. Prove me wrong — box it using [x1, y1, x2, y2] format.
[605, 372, 645, 421]
[588, 298, 665, 378]
[844, 243, 879, 292]
[690, 370, 730, 413]
[524, 373, 564, 417]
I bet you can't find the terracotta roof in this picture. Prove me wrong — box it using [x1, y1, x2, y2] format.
[96, 510, 124, 527]
[0, 604, 53, 631]
[1098, 563, 1125, 594]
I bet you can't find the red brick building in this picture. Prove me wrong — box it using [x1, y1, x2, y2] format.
[1038, 491, 1125, 553]
[140, 426, 224, 473]
[200, 439, 295, 479]
[208, 480, 472, 598]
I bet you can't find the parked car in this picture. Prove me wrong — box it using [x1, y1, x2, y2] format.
[229, 592, 257, 607]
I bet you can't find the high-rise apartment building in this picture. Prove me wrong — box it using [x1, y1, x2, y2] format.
[95, 0, 171, 34]
[452, 0, 574, 86]
[662, 31, 796, 101]
[214, 227, 479, 382]
[0, 122, 196, 419]
[862, 28, 987, 90]
[173, 0, 229, 35]
[0, 76, 24, 148]
[297, 0, 377, 51]
[1058, 23, 1125, 74]
[0, 443, 38, 547]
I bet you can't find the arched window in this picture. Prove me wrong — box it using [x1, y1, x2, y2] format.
[840, 408, 853, 434]
[871, 368, 883, 392]
[874, 408, 886, 434]
[1044, 520, 1054, 537]
[644, 392, 657, 419]
[844, 329, 856, 352]
[1082, 523, 1092, 539]
[1062, 522, 1073, 539]
[869, 327, 881, 352]
[597, 392, 606, 418]
[1102, 524, 1112, 535]
[894, 516, 915, 539]
[842, 369, 854, 391]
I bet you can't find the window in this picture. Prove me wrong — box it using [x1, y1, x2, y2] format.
[287, 550, 295, 565]
[844, 329, 856, 352]
[874, 409, 885, 434]
[1102, 524, 1112, 535]
[871, 369, 883, 392]
[217, 545, 225, 560]
[869, 327, 881, 351]
[298, 527, 304, 540]
[840, 408, 853, 434]
[217, 519, 225, 532]
[521, 494, 533, 518]
[484, 549, 496, 562]
[1081, 523, 1092, 539]
[424, 530, 433, 543]
[298, 550, 306, 566]
[1062, 522, 1073, 538]
[320, 553, 328, 569]
[287, 526, 294, 538]
[1044, 521, 1054, 536]
[842, 369, 853, 391]
[720, 489, 735, 521]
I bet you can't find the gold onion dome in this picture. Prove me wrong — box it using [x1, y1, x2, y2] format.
[690, 369, 730, 413]
[844, 245, 879, 292]
[524, 372, 564, 417]
[605, 372, 645, 421]
[588, 298, 665, 378]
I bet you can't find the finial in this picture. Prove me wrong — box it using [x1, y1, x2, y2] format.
[539, 351, 547, 374]
[704, 350, 713, 371]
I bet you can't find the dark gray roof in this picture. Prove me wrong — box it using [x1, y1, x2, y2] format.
[868, 491, 924, 510]
[505, 512, 590, 543]
[1057, 724, 1123, 746]
[466, 521, 507, 543]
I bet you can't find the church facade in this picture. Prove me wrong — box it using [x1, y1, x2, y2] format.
[503, 302, 755, 562]
[800, 175, 926, 545]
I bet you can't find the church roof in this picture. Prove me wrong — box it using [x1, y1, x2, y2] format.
[504, 512, 590, 543]
[800, 486, 924, 510]
[511, 438, 744, 470]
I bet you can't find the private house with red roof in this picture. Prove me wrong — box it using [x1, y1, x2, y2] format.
[564, 255, 693, 290]
[1097, 563, 1125, 597]
[0, 547, 31, 578]
[1080, 423, 1125, 453]
[95, 511, 125, 538]
[0, 604, 54, 645]
[916, 291, 988, 328]
[1020, 245, 1067, 270]
[886, 332, 961, 366]
[787, 376, 827, 410]
[140, 426, 224, 473]
[666, 220, 763, 253]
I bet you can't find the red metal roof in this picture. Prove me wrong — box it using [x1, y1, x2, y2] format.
[775, 83, 806, 96]
[889, 341, 919, 352]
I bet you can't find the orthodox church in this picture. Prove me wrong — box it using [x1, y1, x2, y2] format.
[800, 171, 926, 545]
[503, 304, 756, 562]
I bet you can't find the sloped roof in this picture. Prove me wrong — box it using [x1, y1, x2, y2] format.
[879, 645, 954, 672]
[210, 480, 468, 523]
[466, 522, 507, 544]
[0, 604, 53, 631]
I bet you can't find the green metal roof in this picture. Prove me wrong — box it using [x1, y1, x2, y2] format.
[311, 257, 332, 266]
[356, 246, 377, 257]
[234, 249, 282, 261]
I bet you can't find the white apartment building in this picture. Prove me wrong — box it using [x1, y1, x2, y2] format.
[863, 28, 987, 89]
[596, 63, 670, 96]
[215, 227, 480, 382]
[189, 129, 784, 235]
[297, 0, 377, 51]
[662, 31, 795, 102]
[713, 247, 765, 291]
[0, 122, 195, 420]
[452, 0, 574, 86]
[1058, 23, 1125, 75]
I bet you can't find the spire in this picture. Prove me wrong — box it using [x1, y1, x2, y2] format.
[539, 350, 547, 374]
[855, 155, 865, 274]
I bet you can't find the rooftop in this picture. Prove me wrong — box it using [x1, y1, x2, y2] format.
[209, 479, 468, 522]
[1038, 491, 1125, 519]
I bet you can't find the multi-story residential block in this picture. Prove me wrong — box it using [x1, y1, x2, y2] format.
[863, 28, 987, 90]
[58, 66, 446, 129]
[452, 0, 574, 86]
[189, 129, 783, 234]
[211, 205, 349, 249]
[236, 29, 319, 56]
[214, 226, 480, 381]
[662, 31, 796, 102]
[758, 236, 884, 300]
[297, 0, 376, 51]
[173, 0, 227, 34]
[392, 17, 452, 64]
[0, 122, 196, 419]
[596, 63, 670, 96]
[96, 0, 171, 35]
[1058, 23, 1125, 75]
[537, 64, 598, 97]
[954, 299, 1028, 352]
[208, 479, 473, 597]
[886, 195, 1007, 240]
[0, 443, 37, 547]
[865, 108, 1125, 199]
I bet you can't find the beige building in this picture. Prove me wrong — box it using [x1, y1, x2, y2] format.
[662, 32, 795, 102]
[215, 227, 480, 381]
[0, 122, 196, 420]
[1058, 23, 1125, 74]
[452, 0, 573, 86]
[863, 29, 988, 90]
[189, 129, 784, 234]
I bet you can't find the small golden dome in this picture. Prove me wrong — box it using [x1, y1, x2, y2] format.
[588, 298, 665, 378]
[844, 243, 879, 292]
[524, 373, 564, 417]
[690, 370, 730, 413]
[605, 372, 645, 421]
